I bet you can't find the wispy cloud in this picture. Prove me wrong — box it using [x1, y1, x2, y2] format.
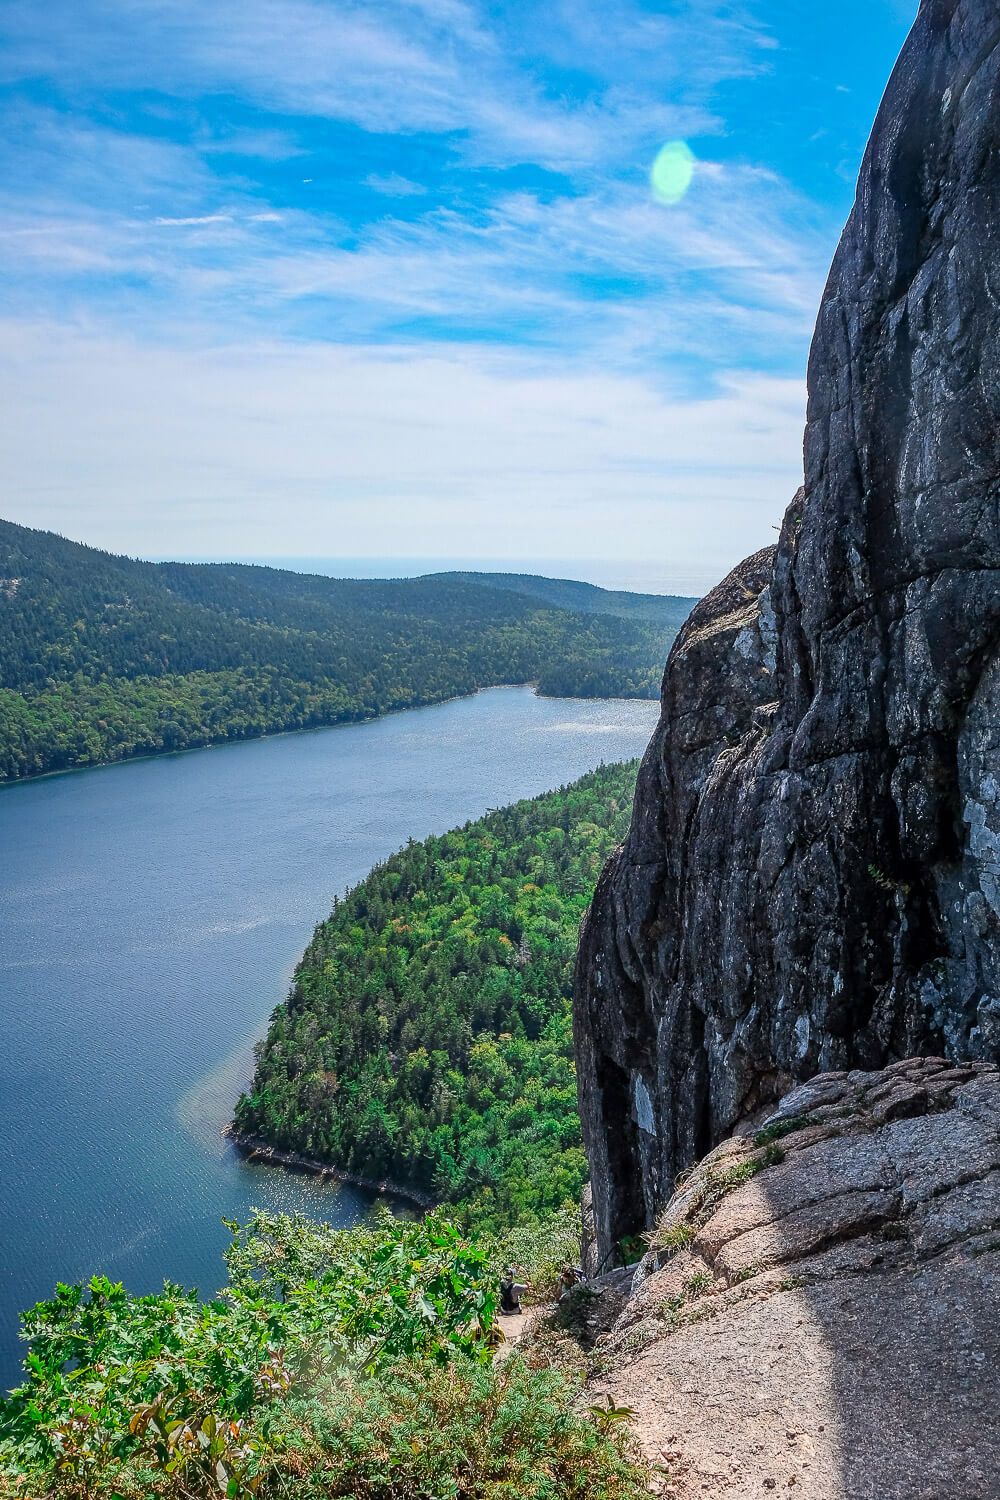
[0, 3, 816, 336]
[154, 214, 233, 227]
[0, 0, 761, 170]
[0, 320, 805, 580]
[0, 112, 830, 376]
[365, 173, 428, 197]
[0, 0, 914, 573]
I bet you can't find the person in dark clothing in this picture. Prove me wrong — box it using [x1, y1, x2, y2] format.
[499, 1267, 527, 1314]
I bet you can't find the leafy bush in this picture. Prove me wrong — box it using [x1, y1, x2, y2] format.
[289, 1357, 648, 1500]
[0, 1212, 649, 1500]
[0, 1212, 496, 1499]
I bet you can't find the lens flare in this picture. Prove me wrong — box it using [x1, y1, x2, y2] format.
[650, 141, 696, 205]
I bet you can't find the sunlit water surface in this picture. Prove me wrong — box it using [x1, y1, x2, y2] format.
[0, 687, 658, 1387]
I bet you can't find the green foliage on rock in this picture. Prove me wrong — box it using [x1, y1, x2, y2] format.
[0, 518, 688, 781]
[234, 762, 639, 1232]
[293, 1356, 648, 1500]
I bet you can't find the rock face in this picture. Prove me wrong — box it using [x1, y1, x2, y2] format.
[583, 1060, 1000, 1499]
[574, 0, 1000, 1261]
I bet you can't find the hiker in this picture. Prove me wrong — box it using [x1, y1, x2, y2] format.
[499, 1267, 527, 1314]
[557, 1264, 585, 1300]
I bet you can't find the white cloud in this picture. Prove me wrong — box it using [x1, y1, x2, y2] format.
[0, 322, 804, 587]
[365, 173, 429, 197]
[0, 0, 760, 171]
[154, 213, 232, 226]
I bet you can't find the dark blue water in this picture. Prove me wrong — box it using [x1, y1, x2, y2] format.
[0, 687, 658, 1389]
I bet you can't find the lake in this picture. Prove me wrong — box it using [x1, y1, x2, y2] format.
[0, 686, 658, 1389]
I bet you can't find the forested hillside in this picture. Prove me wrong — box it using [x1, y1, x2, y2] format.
[234, 761, 638, 1232]
[0, 519, 692, 782]
[431, 571, 695, 626]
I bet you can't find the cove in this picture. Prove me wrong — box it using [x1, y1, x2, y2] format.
[0, 686, 658, 1389]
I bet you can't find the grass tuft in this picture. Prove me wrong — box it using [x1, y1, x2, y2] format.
[753, 1115, 808, 1147]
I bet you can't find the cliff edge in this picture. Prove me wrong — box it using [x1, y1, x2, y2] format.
[575, 0, 1000, 1260]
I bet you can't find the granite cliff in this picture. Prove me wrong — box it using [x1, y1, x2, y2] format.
[574, 0, 1000, 1261]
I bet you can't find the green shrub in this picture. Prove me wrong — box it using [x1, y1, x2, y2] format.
[294, 1357, 648, 1500]
[0, 1214, 649, 1500]
[752, 1116, 807, 1148]
[0, 1212, 496, 1499]
[705, 1143, 785, 1195]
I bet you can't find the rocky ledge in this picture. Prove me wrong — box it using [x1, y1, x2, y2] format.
[570, 1059, 1000, 1498]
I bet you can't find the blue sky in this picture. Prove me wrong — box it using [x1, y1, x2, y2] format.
[0, 0, 914, 589]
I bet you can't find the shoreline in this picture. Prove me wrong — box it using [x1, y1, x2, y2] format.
[0, 680, 660, 792]
[0, 683, 529, 790]
[0, 683, 550, 792]
[226, 1128, 436, 1210]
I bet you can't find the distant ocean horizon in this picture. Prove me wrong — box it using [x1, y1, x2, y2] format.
[165, 555, 720, 599]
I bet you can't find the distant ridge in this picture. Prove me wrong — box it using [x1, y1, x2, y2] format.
[425, 571, 694, 629]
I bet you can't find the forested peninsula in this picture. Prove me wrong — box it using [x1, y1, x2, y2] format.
[0, 762, 651, 1495]
[0, 519, 693, 782]
[234, 760, 638, 1234]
